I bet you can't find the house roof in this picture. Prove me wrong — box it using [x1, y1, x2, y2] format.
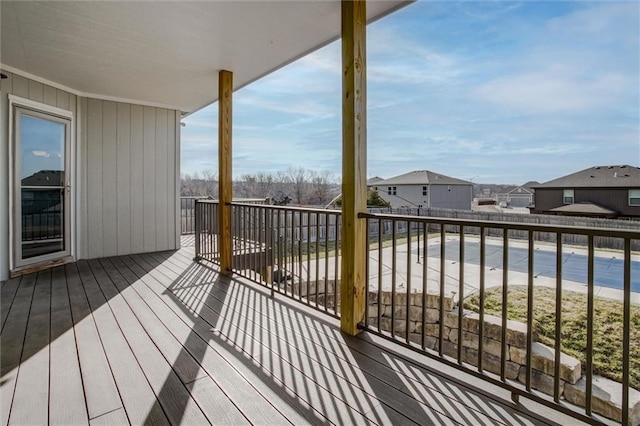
[532, 165, 640, 189]
[367, 176, 384, 185]
[375, 170, 473, 186]
[1, 1, 410, 113]
[549, 202, 618, 217]
[506, 183, 537, 195]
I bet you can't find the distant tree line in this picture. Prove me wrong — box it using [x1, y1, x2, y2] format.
[181, 167, 339, 206]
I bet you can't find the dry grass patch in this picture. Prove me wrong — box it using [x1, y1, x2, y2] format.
[464, 286, 640, 390]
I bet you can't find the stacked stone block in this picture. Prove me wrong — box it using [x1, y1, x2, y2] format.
[367, 290, 639, 425]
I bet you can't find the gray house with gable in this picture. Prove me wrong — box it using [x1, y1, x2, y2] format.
[372, 170, 473, 210]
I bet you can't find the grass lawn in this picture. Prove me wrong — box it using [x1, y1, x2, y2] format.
[464, 286, 640, 390]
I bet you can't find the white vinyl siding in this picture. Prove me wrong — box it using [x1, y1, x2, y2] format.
[630, 189, 640, 206]
[84, 100, 179, 259]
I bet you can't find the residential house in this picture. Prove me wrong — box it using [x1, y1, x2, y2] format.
[496, 181, 538, 207]
[530, 165, 640, 219]
[372, 170, 473, 210]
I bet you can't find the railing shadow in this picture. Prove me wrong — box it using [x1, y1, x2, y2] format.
[125, 249, 555, 425]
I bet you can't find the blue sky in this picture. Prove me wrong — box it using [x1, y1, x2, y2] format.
[181, 0, 639, 185]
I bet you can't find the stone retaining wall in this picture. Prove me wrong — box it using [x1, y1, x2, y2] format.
[368, 290, 639, 425]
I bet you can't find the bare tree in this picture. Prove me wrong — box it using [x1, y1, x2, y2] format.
[307, 170, 335, 205]
[288, 166, 309, 204]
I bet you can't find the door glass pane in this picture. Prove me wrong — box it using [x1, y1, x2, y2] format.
[19, 113, 67, 260]
[20, 115, 65, 186]
[21, 189, 65, 259]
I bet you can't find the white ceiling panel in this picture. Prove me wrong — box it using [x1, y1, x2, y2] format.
[1, 1, 410, 113]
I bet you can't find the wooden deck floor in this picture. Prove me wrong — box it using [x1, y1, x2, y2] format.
[1, 243, 577, 425]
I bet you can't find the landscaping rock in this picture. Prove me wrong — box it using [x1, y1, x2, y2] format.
[482, 315, 530, 348]
[564, 376, 640, 425]
[518, 367, 563, 397]
[406, 306, 440, 323]
[459, 347, 520, 380]
[510, 343, 581, 384]
[408, 333, 438, 350]
[367, 305, 379, 319]
[448, 330, 504, 359]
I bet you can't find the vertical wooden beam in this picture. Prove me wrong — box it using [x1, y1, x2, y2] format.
[340, 0, 367, 336]
[218, 70, 233, 275]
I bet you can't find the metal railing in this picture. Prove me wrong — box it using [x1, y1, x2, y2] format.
[183, 196, 268, 234]
[194, 201, 342, 317]
[359, 211, 639, 425]
[194, 200, 219, 260]
[194, 201, 638, 424]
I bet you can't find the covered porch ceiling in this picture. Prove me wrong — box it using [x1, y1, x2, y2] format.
[1, 0, 411, 114]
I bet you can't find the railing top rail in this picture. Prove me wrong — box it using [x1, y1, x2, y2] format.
[180, 195, 210, 199]
[196, 198, 270, 204]
[230, 202, 342, 215]
[359, 211, 640, 239]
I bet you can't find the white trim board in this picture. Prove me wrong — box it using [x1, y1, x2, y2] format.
[2, 65, 184, 113]
[8, 95, 76, 271]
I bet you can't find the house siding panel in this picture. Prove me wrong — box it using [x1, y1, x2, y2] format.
[378, 184, 472, 210]
[87, 98, 104, 258]
[129, 105, 145, 254]
[116, 103, 132, 255]
[101, 101, 118, 257]
[143, 106, 157, 253]
[155, 109, 169, 251]
[430, 185, 472, 210]
[534, 188, 640, 218]
[84, 100, 179, 258]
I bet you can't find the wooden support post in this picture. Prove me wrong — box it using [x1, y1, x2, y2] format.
[218, 70, 233, 275]
[340, 0, 367, 336]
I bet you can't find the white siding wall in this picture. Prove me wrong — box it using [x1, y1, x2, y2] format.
[430, 185, 473, 210]
[1, 71, 180, 280]
[376, 184, 472, 210]
[83, 99, 179, 259]
[376, 185, 429, 208]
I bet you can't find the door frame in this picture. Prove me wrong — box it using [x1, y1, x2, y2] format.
[8, 95, 75, 272]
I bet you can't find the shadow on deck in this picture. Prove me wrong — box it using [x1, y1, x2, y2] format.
[0, 243, 581, 425]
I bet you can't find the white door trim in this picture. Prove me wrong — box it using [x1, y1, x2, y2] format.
[8, 95, 75, 271]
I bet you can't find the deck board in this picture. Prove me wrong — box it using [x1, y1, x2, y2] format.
[142, 250, 513, 426]
[131, 252, 382, 425]
[149, 250, 519, 425]
[81, 258, 208, 425]
[10, 269, 51, 425]
[78, 260, 169, 425]
[0, 274, 35, 426]
[0, 276, 21, 332]
[0, 245, 578, 426]
[115, 254, 306, 425]
[49, 265, 88, 425]
[65, 262, 123, 420]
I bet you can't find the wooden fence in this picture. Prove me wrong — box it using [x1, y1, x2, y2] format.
[368, 207, 640, 251]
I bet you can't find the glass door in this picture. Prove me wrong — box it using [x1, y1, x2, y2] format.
[13, 107, 72, 268]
